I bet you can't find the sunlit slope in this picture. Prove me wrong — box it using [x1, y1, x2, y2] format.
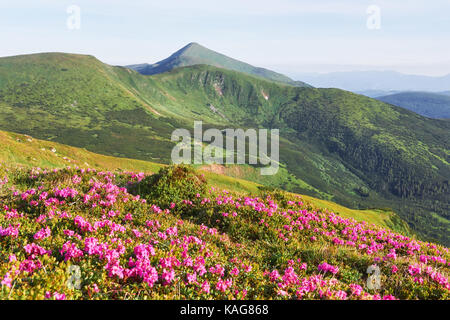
[0, 129, 409, 234]
[0, 53, 178, 161]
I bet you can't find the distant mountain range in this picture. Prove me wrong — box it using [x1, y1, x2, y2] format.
[127, 42, 310, 87]
[376, 91, 450, 119]
[293, 71, 450, 118]
[295, 70, 450, 92]
[355, 90, 402, 98]
[357, 90, 450, 99]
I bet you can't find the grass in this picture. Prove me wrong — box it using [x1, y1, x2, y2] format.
[0, 130, 163, 173]
[0, 129, 410, 234]
[298, 194, 411, 236]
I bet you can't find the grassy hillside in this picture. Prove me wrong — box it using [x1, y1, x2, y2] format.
[127, 42, 310, 87]
[0, 53, 448, 245]
[0, 129, 407, 233]
[0, 52, 184, 161]
[143, 66, 450, 244]
[377, 91, 450, 119]
[0, 130, 163, 173]
[0, 163, 448, 300]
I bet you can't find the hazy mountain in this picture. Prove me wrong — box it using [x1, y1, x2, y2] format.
[354, 90, 402, 98]
[0, 52, 449, 244]
[294, 70, 450, 92]
[127, 42, 310, 87]
[376, 91, 450, 119]
[355, 90, 450, 99]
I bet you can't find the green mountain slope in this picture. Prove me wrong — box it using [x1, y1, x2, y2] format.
[377, 91, 450, 119]
[127, 42, 310, 87]
[0, 53, 449, 245]
[0, 128, 410, 233]
[0, 52, 182, 160]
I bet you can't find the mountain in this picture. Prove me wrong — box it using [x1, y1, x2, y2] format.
[294, 70, 450, 92]
[0, 52, 449, 245]
[355, 90, 402, 98]
[358, 90, 450, 99]
[127, 42, 310, 87]
[376, 92, 450, 119]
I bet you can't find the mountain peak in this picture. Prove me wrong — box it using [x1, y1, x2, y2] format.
[178, 42, 203, 52]
[127, 43, 310, 87]
[185, 42, 202, 48]
[170, 42, 209, 58]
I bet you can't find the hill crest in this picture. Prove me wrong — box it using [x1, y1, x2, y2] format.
[127, 42, 310, 87]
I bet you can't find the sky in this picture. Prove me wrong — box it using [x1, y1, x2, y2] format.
[1, 0, 449, 78]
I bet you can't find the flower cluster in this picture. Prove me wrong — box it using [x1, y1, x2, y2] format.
[0, 166, 448, 300]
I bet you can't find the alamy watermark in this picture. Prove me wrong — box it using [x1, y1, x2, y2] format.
[366, 5, 381, 30]
[66, 264, 81, 290]
[366, 264, 381, 290]
[67, 5, 81, 30]
[171, 121, 279, 175]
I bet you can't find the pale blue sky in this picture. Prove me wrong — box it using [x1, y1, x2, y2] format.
[1, 0, 449, 77]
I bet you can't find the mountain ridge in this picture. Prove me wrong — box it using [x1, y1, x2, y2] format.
[376, 91, 450, 119]
[127, 42, 311, 87]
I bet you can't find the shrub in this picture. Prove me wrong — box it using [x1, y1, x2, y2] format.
[129, 165, 207, 207]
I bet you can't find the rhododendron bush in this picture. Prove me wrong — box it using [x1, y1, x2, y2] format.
[0, 165, 449, 300]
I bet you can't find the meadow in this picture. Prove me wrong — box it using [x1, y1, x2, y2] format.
[0, 164, 448, 300]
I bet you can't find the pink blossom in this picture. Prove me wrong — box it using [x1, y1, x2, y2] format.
[216, 278, 233, 292]
[34, 226, 51, 240]
[201, 280, 210, 294]
[161, 269, 175, 285]
[186, 272, 197, 284]
[318, 262, 339, 275]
